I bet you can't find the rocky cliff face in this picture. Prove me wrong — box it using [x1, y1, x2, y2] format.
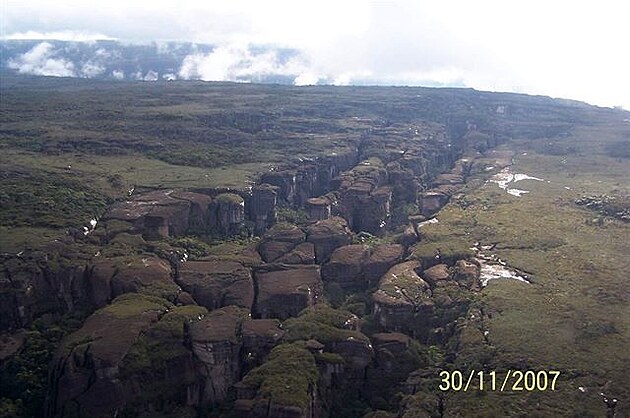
[253, 264, 323, 320]
[187, 306, 249, 406]
[176, 260, 254, 311]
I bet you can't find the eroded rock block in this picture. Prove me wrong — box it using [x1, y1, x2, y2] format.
[254, 264, 323, 320]
[306, 217, 352, 263]
[176, 260, 254, 311]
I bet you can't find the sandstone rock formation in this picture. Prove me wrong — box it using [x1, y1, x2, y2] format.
[253, 264, 323, 320]
[306, 217, 353, 263]
[176, 260, 254, 311]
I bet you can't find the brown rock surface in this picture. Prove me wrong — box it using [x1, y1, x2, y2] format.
[242, 319, 285, 368]
[364, 244, 405, 287]
[250, 183, 279, 234]
[274, 242, 316, 264]
[371, 332, 411, 355]
[306, 217, 353, 263]
[254, 264, 323, 320]
[257, 223, 306, 262]
[321, 245, 370, 289]
[452, 259, 480, 290]
[188, 306, 249, 406]
[422, 264, 451, 287]
[89, 256, 175, 308]
[48, 294, 171, 417]
[372, 261, 434, 338]
[176, 260, 254, 311]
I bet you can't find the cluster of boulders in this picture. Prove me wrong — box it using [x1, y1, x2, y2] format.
[1, 122, 502, 418]
[419, 157, 472, 216]
[30, 202, 484, 417]
[104, 189, 246, 238]
[575, 194, 630, 223]
[372, 259, 480, 344]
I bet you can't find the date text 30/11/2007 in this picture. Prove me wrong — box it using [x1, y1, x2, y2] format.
[438, 370, 560, 392]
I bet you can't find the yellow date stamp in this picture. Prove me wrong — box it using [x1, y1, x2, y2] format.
[438, 370, 560, 392]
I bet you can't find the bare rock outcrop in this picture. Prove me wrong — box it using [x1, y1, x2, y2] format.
[257, 223, 306, 263]
[211, 193, 246, 235]
[47, 294, 172, 417]
[372, 261, 434, 339]
[321, 245, 370, 289]
[187, 306, 249, 406]
[306, 217, 353, 263]
[250, 183, 279, 234]
[88, 255, 176, 308]
[253, 264, 323, 320]
[176, 260, 254, 311]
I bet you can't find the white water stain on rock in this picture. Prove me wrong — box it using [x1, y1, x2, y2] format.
[490, 167, 544, 197]
[470, 243, 531, 287]
[418, 217, 439, 228]
[478, 262, 531, 287]
[83, 218, 98, 235]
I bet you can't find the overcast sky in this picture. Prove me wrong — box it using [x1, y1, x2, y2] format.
[2, 0, 629, 109]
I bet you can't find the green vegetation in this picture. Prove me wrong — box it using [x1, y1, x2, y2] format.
[241, 343, 318, 409]
[409, 123, 630, 415]
[102, 293, 173, 319]
[0, 168, 109, 228]
[121, 305, 207, 376]
[276, 207, 309, 225]
[283, 305, 369, 344]
[0, 313, 86, 417]
[1, 75, 628, 417]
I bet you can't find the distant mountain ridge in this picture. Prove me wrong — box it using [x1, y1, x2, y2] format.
[0, 40, 301, 84]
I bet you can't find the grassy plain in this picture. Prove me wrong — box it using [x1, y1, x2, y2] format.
[414, 119, 630, 416]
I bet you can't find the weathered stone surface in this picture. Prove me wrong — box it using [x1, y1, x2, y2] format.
[250, 183, 279, 234]
[306, 196, 332, 221]
[398, 223, 419, 247]
[260, 170, 297, 203]
[330, 336, 374, 369]
[89, 256, 175, 308]
[110, 256, 174, 299]
[372, 261, 434, 338]
[176, 291, 197, 306]
[422, 264, 451, 287]
[176, 260, 254, 311]
[171, 190, 212, 232]
[274, 242, 316, 265]
[434, 173, 464, 186]
[258, 240, 295, 263]
[48, 294, 171, 417]
[306, 217, 353, 263]
[212, 193, 245, 234]
[419, 191, 448, 217]
[333, 160, 393, 233]
[257, 223, 306, 262]
[242, 319, 285, 369]
[254, 264, 323, 320]
[371, 332, 411, 356]
[321, 245, 370, 289]
[364, 244, 405, 287]
[103, 190, 213, 239]
[452, 259, 481, 290]
[188, 306, 248, 406]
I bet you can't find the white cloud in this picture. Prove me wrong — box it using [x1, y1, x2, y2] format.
[80, 61, 105, 77]
[293, 72, 320, 86]
[111, 69, 125, 79]
[178, 44, 307, 82]
[7, 42, 76, 77]
[4, 0, 629, 108]
[143, 70, 159, 81]
[4, 30, 115, 42]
